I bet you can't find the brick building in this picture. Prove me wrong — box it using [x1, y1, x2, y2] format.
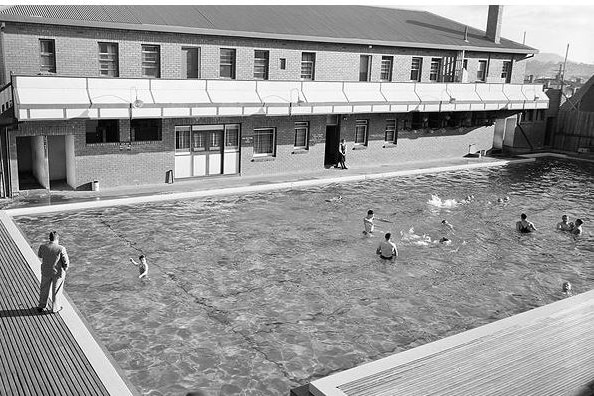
[0, 5, 548, 196]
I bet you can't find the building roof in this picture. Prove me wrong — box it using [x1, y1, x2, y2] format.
[0, 5, 536, 54]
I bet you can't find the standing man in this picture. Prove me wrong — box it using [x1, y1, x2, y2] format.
[37, 231, 70, 314]
[376, 232, 398, 260]
[338, 139, 348, 169]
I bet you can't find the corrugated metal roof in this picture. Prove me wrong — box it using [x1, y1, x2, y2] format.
[0, 5, 536, 53]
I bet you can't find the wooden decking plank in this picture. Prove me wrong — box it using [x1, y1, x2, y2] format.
[0, 224, 102, 394]
[0, 263, 72, 396]
[0, 225, 106, 396]
[0, 314, 25, 396]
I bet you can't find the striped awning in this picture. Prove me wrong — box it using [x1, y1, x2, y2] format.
[12, 75, 549, 121]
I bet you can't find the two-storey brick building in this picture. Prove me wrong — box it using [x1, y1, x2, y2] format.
[0, 5, 548, 196]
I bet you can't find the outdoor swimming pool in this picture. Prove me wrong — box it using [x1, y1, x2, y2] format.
[15, 158, 593, 396]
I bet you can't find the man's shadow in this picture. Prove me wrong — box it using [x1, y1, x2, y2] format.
[0, 307, 45, 317]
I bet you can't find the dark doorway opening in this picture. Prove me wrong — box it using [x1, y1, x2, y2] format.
[324, 124, 340, 167]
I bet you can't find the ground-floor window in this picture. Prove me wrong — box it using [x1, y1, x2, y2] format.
[354, 120, 368, 146]
[132, 119, 162, 142]
[86, 119, 120, 144]
[294, 122, 309, 149]
[175, 126, 190, 151]
[253, 128, 276, 156]
[224, 124, 240, 149]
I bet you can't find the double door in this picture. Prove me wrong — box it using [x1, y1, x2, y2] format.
[175, 124, 239, 178]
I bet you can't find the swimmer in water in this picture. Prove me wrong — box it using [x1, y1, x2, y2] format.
[376, 232, 398, 260]
[325, 195, 342, 203]
[556, 215, 573, 231]
[516, 213, 537, 233]
[571, 218, 584, 235]
[129, 255, 149, 279]
[363, 210, 375, 235]
[562, 281, 572, 296]
[439, 237, 451, 244]
[441, 219, 454, 230]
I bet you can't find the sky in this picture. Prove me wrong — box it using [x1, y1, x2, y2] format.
[4, 1, 594, 64]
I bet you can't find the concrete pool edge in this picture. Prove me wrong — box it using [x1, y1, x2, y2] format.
[0, 211, 140, 396]
[5, 158, 534, 216]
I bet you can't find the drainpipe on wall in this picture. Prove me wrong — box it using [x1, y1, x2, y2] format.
[0, 22, 6, 86]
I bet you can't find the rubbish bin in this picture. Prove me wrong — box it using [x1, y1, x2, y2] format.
[92, 180, 100, 191]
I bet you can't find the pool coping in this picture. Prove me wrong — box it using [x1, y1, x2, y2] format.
[5, 157, 535, 216]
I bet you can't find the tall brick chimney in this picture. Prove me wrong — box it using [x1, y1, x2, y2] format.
[485, 5, 503, 44]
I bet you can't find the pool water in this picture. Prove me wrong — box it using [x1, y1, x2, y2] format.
[15, 158, 593, 395]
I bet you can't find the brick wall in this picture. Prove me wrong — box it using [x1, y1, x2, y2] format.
[1, 22, 527, 85]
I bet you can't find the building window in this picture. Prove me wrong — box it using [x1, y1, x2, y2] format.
[380, 56, 393, 81]
[501, 60, 512, 83]
[98, 42, 119, 77]
[182, 47, 200, 79]
[86, 120, 120, 144]
[254, 50, 269, 80]
[536, 109, 545, 121]
[175, 126, 191, 151]
[477, 60, 488, 82]
[142, 45, 160, 78]
[279, 58, 286, 70]
[355, 120, 368, 145]
[253, 128, 276, 156]
[220, 48, 236, 79]
[294, 122, 309, 149]
[385, 120, 398, 144]
[39, 39, 56, 73]
[359, 55, 371, 82]
[301, 52, 315, 80]
[225, 124, 240, 150]
[430, 58, 442, 82]
[410, 57, 423, 82]
[131, 119, 162, 141]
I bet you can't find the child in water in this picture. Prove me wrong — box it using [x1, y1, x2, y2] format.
[129, 255, 149, 279]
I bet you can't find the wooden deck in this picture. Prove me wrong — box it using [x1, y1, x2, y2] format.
[310, 289, 594, 396]
[0, 212, 137, 396]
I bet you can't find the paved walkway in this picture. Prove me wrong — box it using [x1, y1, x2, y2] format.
[0, 211, 138, 396]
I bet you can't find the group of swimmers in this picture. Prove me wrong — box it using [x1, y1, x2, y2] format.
[516, 213, 584, 235]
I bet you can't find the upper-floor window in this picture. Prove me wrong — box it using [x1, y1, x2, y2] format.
[253, 127, 276, 156]
[380, 56, 393, 81]
[430, 58, 442, 82]
[477, 60, 488, 82]
[301, 52, 315, 80]
[385, 119, 397, 144]
[39, 39, 56, 73]
[98, 42, 119, 77]
[279, 58, 287, 70]
[131, 119, 162, 141]
[355, 120, 368, 146]
[410, 57, 423, 82]
[359, 55, 371, 82]
[142, 45, 160, 78]
[294, 121, 309, 149]
[501, 60, 512, 83]
[220, 48, 236, 79]
[254, 50, 269, 80]
[182, 47, 200, 79]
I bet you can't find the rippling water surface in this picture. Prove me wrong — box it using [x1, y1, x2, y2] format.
[15, 158, 594, 395]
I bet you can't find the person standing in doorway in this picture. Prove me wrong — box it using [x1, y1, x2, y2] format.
[338, 139, 348, 169]
[37, 231, 70, 314]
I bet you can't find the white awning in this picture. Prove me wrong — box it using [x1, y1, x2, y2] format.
[521, 84, 549, 110]
[380, 83, 420, 112]
[475, 84, 510, 110]
[12, 76, 549, 121]
[445, 83, 484, 111]
[502, 84, 528, 110]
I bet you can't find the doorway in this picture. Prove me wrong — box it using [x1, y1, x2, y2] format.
[16, 136, 47, 190]
[324, 123, 340, 167]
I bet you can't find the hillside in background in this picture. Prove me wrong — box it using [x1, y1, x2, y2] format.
[525, 52, 594, 81]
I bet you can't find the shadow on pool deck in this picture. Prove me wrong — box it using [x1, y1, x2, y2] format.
[1, 156, 530, 211]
